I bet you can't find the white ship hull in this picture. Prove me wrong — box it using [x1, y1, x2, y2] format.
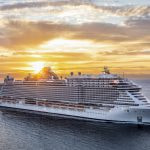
[0, 102, 150, 125]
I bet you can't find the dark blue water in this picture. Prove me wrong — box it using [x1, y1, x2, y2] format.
[0, 78, 150, 150]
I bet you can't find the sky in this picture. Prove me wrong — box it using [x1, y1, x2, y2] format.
[0, 0, 150, 78]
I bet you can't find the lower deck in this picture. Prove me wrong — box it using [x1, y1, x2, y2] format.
[0, 105, 149, 127]
[0, 98, 150, 126]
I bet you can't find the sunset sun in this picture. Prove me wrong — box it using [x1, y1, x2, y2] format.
[31, 61, 45, 73]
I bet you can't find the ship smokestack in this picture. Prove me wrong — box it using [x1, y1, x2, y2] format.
[78, 72, 81, 76]
[70, 72, 74, 76]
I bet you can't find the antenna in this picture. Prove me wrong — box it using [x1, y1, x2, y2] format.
[123, 72, 125, 78]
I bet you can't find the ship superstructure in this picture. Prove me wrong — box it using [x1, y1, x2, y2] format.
[0, 67, 150, 125]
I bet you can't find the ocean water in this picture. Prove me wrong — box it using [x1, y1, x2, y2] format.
[0, 78, 150, 150]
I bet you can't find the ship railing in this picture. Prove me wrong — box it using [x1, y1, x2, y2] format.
[0, 97, 95, 111]
[0, 97, 21, 104]
[0, 96, 118, 111]
[0, 97, 86, 112]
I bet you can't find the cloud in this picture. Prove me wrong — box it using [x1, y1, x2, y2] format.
[0, 21, 69, 49]
[0, 1, 48, 11]
[94, 5, 150, 17]
[0, 16, 150, 50]
[100, 49, 150, 56]
[0, 0, 91, 11]
[0, 0, 149, 17]
[125, 16, 150, 28]
[0, 1, 150, 76]
[12, 51, 92, 62]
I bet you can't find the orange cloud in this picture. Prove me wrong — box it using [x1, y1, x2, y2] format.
[0, 17, 150, 50]
[0, 1, 150, 77]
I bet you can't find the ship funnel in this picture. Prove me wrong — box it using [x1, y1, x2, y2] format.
[70, 72, 74, 76]
[78, 72, 81, 76]
[103, 66, 110, 74]
[4, 75, 14, 85]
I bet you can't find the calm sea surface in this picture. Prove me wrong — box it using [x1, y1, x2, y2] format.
[0, 78, 150, 150]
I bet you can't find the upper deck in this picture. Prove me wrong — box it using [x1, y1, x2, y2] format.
[1, 67, 141, 91]
[0, 67, 149, 107]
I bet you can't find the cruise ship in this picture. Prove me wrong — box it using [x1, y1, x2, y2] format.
[0, 67, 150, 125]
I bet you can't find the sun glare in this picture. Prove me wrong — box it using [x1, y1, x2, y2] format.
[31, 62, 45, 73]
